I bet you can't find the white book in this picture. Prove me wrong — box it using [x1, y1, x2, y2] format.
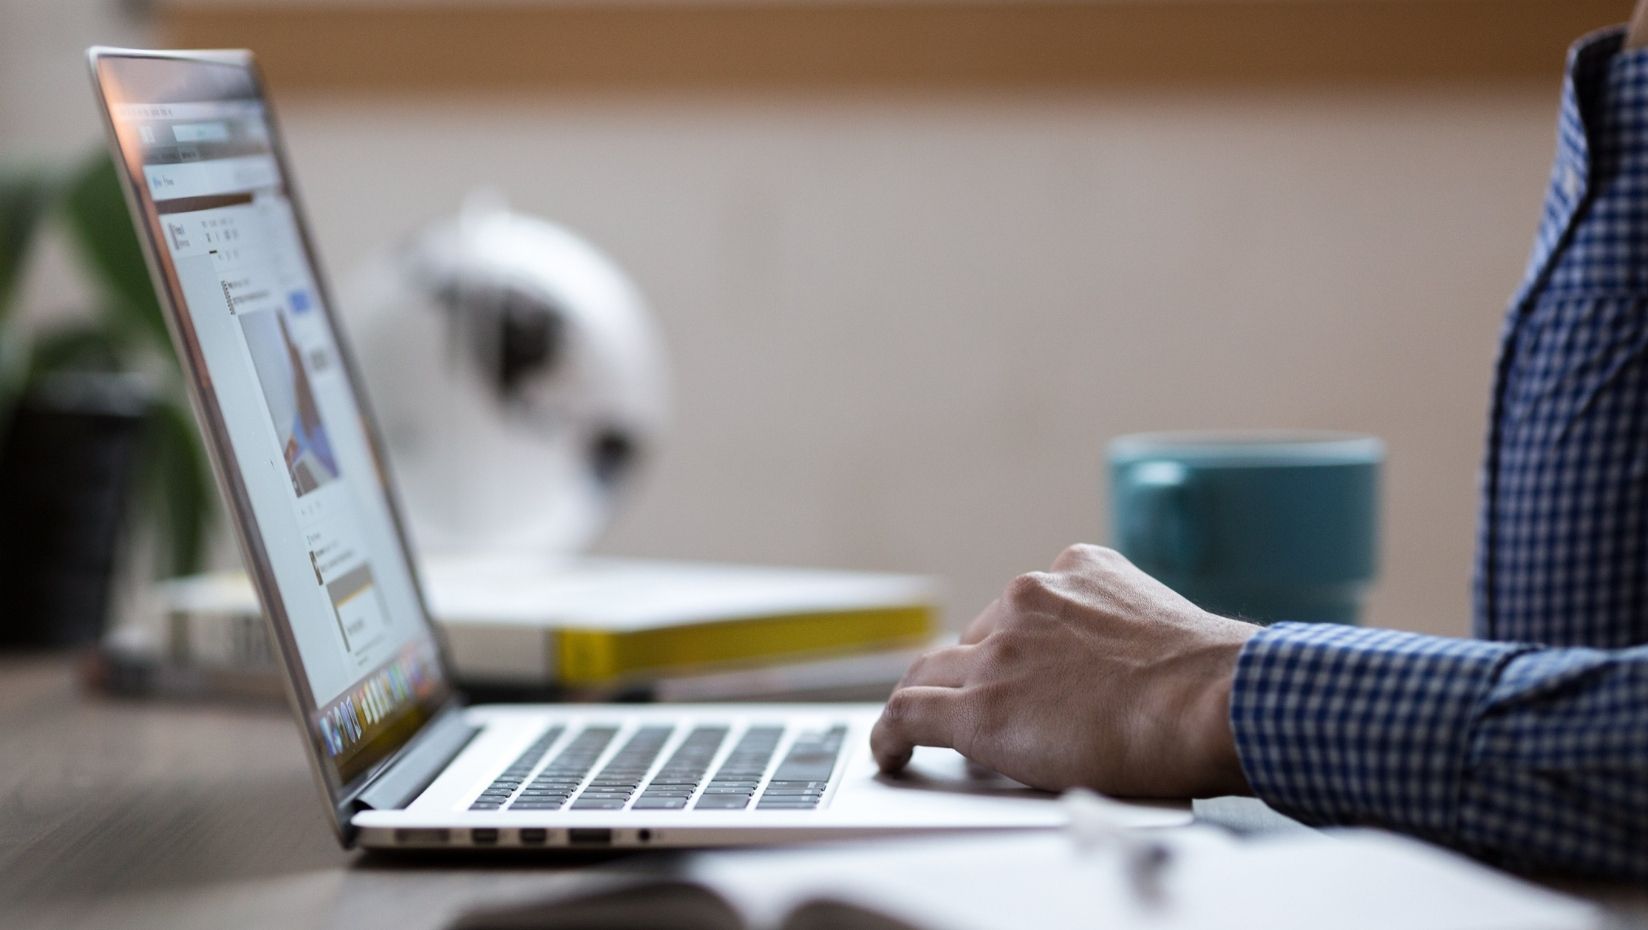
[128, 555, 942, 688]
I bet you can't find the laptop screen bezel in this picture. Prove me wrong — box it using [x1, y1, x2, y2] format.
[86, 47, 464, 843]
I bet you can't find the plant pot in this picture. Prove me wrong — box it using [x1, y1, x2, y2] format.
[0, 373, 148, 650]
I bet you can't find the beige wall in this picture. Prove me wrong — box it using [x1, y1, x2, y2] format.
[4, 0, 1572, 637]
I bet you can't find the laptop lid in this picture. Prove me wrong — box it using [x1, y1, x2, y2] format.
[87, 48, 462, 840]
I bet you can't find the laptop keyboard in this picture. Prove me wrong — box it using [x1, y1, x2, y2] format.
[571, 725, 673, 810]
[756, 725, 846, 810]
[468, 722, 847, 813]
[632, 725, 730, 810]
[692, 725, 784, 809]
[507, 725, 618, 811]
[468, 726, 566, 811]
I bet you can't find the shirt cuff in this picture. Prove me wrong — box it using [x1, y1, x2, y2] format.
[1229, 623, 1526, 838]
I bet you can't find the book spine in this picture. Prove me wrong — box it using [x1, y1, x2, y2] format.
[554, 605, 935, 686]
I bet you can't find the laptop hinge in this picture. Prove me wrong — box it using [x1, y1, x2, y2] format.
[352, 706, 480, 813]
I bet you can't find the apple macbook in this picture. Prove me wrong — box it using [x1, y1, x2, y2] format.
[87, 47, 1186, 850]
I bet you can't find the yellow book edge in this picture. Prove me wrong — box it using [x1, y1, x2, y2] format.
[555, 606, 935, 686]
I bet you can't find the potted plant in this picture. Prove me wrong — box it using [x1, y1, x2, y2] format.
[0, 153, 214, 649]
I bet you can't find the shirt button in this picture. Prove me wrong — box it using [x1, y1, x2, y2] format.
[1562, 164, 1582, 201]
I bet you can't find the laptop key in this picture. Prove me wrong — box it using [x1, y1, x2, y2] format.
[566, 725, 674, 808]
[606, 724, 730, 806]
[751, 727, 846, 809]
[503, 725, 619, 811]
[694, 797, 752, 809]
[769, 726, 847, 784]
[472, 724, 566, 809]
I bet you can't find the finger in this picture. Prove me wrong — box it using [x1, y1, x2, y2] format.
[961, 598, 1006, 645]
[871, 686, 970, 773]
[896, 645, 980, 690]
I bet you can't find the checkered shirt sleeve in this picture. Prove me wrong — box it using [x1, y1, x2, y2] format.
[1230, 28, 1648, 882]
[1231, 624, 1648, 880]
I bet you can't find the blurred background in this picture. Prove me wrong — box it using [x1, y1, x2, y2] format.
[4, 0, 1633, 640]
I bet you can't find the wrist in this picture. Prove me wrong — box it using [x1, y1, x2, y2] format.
[1182, 620, 1256, 797]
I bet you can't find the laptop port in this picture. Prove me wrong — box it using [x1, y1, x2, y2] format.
[470, 828, 499, 846]
[394, 828, 450, 846]
[518, 828, 548, 846]
[568, 828, 613, 846]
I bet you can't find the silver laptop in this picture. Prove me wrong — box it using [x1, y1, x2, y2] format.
[84, 47, 1115, 851]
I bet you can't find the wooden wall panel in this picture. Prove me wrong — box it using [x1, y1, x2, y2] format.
[157, 1, 1630, 95]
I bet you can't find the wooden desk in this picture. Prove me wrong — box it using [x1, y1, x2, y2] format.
[3, 656, 1644, 930]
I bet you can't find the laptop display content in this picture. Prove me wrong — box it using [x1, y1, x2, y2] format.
[91, 53, 453, 797]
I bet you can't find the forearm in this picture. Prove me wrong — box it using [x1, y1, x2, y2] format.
[1230, 623, 1648, 880]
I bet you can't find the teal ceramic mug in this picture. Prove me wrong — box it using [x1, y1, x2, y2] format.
[1107, 431, 1383, 625]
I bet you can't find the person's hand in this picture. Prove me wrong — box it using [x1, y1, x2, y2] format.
[871, 544, 1258, 798]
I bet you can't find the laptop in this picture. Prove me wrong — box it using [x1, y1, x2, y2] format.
[86, 47, 1183, 851]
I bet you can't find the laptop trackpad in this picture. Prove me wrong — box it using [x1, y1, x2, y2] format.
[875, 746, 1054, 799]
[865, 747, 1194, 827]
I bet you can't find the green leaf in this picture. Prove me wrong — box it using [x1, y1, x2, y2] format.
[23, 322, 125, 378]
[59, 153, 171, 355]
[0, 163, 55, 321]
[141, 397, 214, 576]
[0, 318, 28, 448]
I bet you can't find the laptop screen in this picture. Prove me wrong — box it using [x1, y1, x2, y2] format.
[92, 52, 454, 795]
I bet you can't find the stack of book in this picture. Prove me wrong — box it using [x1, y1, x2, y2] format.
[92, 556, 941, 703]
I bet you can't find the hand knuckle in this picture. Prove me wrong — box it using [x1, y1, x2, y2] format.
[983, 630, 1023, 665]
[883, 689, 918, 726]
[1005, 571, 1055, 606]
[1060, 543, 1100, 563]
[897, 650, 935, 688]
[905, 651, 934, 678]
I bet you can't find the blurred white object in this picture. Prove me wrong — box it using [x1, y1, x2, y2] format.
[346, 195, 667, 555]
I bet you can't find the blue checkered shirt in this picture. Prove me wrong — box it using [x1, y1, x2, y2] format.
[1230, 27, 1648, 881]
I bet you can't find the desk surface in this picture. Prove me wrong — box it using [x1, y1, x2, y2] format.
[2, 656, 1644, 930]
